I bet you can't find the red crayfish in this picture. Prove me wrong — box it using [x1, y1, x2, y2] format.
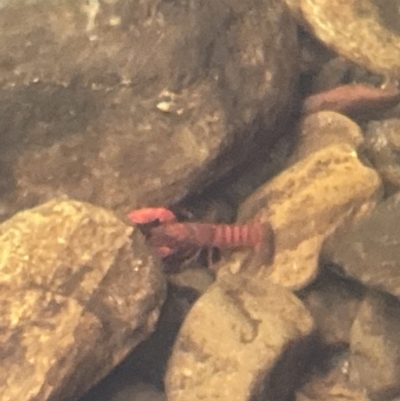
[128, 207, 275, 271]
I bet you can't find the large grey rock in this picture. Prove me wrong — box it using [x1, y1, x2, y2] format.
[0, 199, 166, 401]
[0, 0, 299, 220]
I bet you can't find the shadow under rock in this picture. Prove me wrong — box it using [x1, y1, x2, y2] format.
[79, 283, 197, 401]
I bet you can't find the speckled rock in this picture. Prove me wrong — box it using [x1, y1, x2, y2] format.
[0, 199, 166, 401]
[0, 0, 299, 220]
[165, 272, 315, 401]
[349, 291, 400, 399]
[238, 143, 381, 290]
[364, 118, 400, 191]
[301, 0, 400, 77]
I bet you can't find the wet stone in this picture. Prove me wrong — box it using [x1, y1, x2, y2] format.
[0, 199, 166, 401]
[165, 273, 315, 401]
[299, 269, 365, 346]
[301, 0, 400, 77]
[80, 377, 166, 401]
[283, 0, 303, 23]
[349, 290, 400, 399]
[310, 57, 384, 94]
[238, 143, 381, 290]
[364, 118, 400, 191]
[296, 354, 369, 401]
[325, 192, 400, 301]
[0, 0, 299, 220]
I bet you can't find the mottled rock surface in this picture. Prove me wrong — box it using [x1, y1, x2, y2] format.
[0, 0, 299, 220]
[238, 143, 381, 289]
[0, 199, 166, 401]
[364, 118, 400, 191]
[349, 291, 400, 399]
[301, 0, 400, 77]
[326, 192, 400, 300]
[165, 273, 315, 401]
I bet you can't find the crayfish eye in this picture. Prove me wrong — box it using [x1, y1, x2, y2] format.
[134, 219, 164, 239]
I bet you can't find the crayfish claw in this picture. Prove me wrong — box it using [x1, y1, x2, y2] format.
[128, 207, 177, 224]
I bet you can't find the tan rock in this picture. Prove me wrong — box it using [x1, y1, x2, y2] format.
[165, 274, 315, 401]
[238, 143, 381, 290]
[0, 199, 166, 401]
[301, 0, 400, 77]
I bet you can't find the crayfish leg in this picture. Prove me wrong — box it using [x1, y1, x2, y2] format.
[156, 246, 175, 258]
[256, 221, 275, 266]
[242, 220, 275, 272]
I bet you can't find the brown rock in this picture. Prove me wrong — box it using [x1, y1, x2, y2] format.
[300, 269, 365, 345]
[349, 291, 400, 399]
[364, 118, 400, 191]
[296, 356, 369, 401]
[287, 111, 364, 165]
[301, 0, 400, 77]
[0, 0, 299, 220]
[238, 143, 381, 290]
[325, 192, 400, 301]
[283, 0, 303, 22]
[165, 274, 315, 401]
[0, 199, 166, 401]
[81, 378, 166, 401]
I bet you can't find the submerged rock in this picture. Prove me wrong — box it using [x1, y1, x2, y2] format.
[349, 291, 400, 399]
[165, 274, 315, 401]
[238, 143, 381, 290]
[0, 199, 166, 401]
[0, 0, 299, 219]
[326, 192, 400, 301]
[301, 0, 400, 77]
